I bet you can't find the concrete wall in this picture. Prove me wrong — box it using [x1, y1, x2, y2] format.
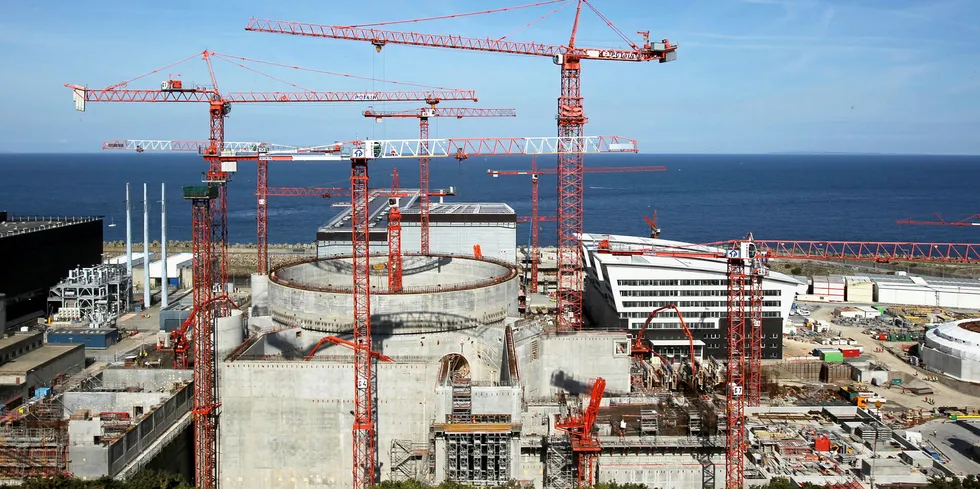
[101, 368, 193, 391]
[525, 333, 632, 397]
[68, 384, 193, 480]
[62, 392, 170, 416]
[268, 257, 518, 335]
[597, 453, 727, 489]
[217, 309, 245, 360]
[220, 360, 443, 489]
[401, 223, 517, 264]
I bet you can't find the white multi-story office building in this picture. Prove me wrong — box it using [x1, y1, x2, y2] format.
[580, 234, 804, 360]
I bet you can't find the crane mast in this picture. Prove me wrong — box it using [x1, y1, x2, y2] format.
[245, 0, 677, 332]
[489, 161, 666, 293]
[364, 106, 516, 254]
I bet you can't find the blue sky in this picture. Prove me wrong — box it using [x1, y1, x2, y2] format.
[1, 0, 978, 154]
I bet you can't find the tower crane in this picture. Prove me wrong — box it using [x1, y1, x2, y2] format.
[332, 134, 634, 489]
[388, 169, 404, 292]
[103, 138, 458, 274]
[596, 236, 980, 489]
[897, 213, 980, 227]
[489, 158, 666, 293]
[645, 210, 661, 238]
[70, 50, 477, 296]
[554, 377, 605, 488]
[364, 106, 516, 254]
[246, 0, 678, 331]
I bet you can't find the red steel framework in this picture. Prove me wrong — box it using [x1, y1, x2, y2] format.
[388, 169, 404, 292]
[184, 188, 217, 489]
[70, 49, 477, 288]
[339, 135, 630, 488]
[489, 158, 666, 292]
[596, 235, 980, 489]
[246, 0, 678, 331]
[83, 60, 468, 489]
[897, 213, 980, 227]
[364, 106, 516, 254]
[554, 377, 605, 487]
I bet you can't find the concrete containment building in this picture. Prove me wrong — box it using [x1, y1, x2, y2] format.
[580, 234, 801, 360]
[920, 319, 980, 382]
[266, 254, 520, 334]
[219, 322, 632, 489]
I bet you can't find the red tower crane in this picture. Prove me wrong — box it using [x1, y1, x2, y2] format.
[388, 169, 404, 292]
[596, 236, 980, 489]
[363, 106, 516, 254]
[70, 50, 478, 298]
[897, 213, 980, 227]
[81, 55, 472, 489]
[245, 0, 678, 331]
[645, 209, 661, 238]
[336, 134, 633, 489]
[489, 158, 666, 292]
[555, 377, 606, 487]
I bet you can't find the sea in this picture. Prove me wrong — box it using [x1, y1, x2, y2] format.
[2, 152, 979, 247]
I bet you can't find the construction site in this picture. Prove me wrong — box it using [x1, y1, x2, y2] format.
[5, 1, 974, 489]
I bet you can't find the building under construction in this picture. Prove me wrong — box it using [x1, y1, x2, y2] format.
[0, 366, 193, 483]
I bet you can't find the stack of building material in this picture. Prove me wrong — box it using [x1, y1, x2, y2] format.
[855, 423, 891, 441]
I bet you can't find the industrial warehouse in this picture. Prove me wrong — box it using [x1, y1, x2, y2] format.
[3, 2, 980, 489]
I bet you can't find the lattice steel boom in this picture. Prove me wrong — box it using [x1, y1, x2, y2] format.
[246, 2, 676, 332]
[364, 106, 515, 254]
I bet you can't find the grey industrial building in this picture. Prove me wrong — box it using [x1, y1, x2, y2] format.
[0, 213, 103, 326]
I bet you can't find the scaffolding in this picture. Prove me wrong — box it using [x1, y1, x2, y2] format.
[390, 439, 428, 481]
[0, 396, 69, 479]
[451, 379, 473, 423]
[545, 435, 573, 489]
[47, 264, 131, 327]
[446, 431, 511, 485]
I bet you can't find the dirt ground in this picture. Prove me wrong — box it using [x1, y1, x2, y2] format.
[790, 305, 980, 411]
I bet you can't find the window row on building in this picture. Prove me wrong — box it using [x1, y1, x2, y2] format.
[619, 310, 781, 319]
[626, 321, 718, 330]
[621, 300, 781, 308]
[618, 279, 731, 287]
[620, 289, 782, 297]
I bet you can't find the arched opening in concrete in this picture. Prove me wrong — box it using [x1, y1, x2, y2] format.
[438, 353, 471, 385]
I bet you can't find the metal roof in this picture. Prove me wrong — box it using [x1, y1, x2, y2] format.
[0, 216, 102, 239]
[401, 202, 514, 215]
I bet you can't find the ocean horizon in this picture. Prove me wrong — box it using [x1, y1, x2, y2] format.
[3, 152, 980, 247]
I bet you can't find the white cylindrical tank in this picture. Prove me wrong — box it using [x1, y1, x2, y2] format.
[251, 273, 269, 311]
[216, 309, 245, 360]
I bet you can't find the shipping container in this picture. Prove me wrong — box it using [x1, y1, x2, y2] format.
[814, 436, 831, 452]
[840, 348, 861, 358]
[46, 327, 120, 349]
[821, 351, 845, 363]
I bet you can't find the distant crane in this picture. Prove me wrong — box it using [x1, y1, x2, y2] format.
[246, 0, 678, 333]
[897, 213, 980, 227]
[488, 158, 666, 293]
[645, 209, 661, 238]
[103, 139, 457, 275]
[363, 106, 516, 254]
[597, 235, 980, 489]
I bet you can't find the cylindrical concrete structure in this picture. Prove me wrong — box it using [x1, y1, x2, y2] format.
[268, 254, 519, 334]
[250, 273, 269, 312]
[921, 319, 980, 382]
[217, 309, 245, 360]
